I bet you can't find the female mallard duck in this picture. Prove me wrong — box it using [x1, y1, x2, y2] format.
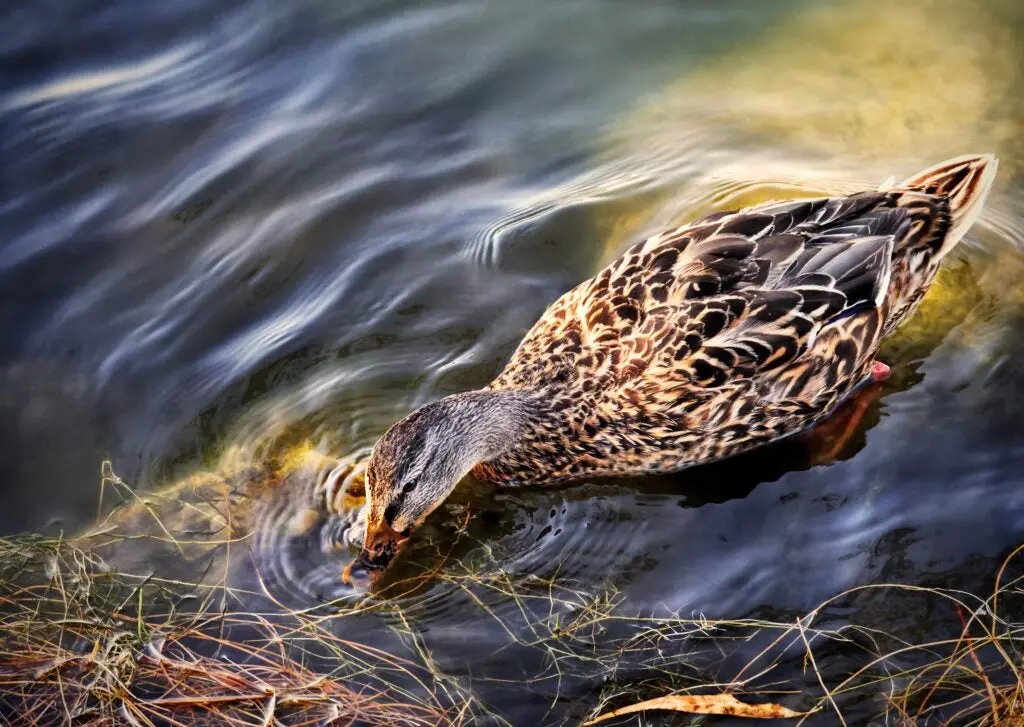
[336, 154, 997, 581]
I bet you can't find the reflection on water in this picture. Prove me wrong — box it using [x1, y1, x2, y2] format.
[2, 0, 1024, 723]
[616, 0, 1023, 163]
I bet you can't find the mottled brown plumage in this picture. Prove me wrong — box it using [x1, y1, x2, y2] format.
[335, 154, 998, 579]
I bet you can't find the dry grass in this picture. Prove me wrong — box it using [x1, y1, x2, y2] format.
[0, 535, 470, 726]
[0, 460, 1020, 726]
[413, 539, 1024, 725]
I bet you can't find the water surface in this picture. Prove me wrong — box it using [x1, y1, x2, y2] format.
[2, 0, 1024, 723]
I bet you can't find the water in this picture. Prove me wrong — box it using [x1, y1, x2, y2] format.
[2, 0, 1024, 723]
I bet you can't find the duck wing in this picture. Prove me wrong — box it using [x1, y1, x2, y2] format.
[495, 192, 909, 402]
[659, 197, 905, 393]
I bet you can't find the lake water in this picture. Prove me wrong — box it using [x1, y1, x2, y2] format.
[2, 0, 1023, 724]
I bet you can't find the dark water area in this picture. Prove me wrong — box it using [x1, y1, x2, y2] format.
[3, 0, 1024, 724]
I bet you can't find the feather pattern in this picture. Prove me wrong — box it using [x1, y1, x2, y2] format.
[473, 155, 997, 485]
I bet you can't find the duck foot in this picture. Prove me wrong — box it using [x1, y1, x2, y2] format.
[870, 360, 892, 383]
[804, 365, 889, 465]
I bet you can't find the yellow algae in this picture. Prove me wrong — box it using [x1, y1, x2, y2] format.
[92, 445, 335, 530]
[266, 440, 335, 476]
[217, 429, 346, 480]
[610, 0, 1022, 172]
[978, 243, 1024, 307]
[590, 189, 677, 267]
[878, 261, 986, 361]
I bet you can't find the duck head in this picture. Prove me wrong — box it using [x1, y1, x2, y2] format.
[342, 389, 535, 584]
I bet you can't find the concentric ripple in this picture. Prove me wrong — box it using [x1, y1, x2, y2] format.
[244, 457, 362, 606]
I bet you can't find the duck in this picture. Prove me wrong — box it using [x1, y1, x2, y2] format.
[333, 154, 997, 582]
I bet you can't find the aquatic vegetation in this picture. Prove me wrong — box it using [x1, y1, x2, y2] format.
[0, 537, 470, 726]
[0, 457, 1021, 725]
[417, 540, 1024, 726]
[576, 0, 1024, 275]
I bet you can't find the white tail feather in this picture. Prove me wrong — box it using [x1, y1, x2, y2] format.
[888, 153, 999, 258]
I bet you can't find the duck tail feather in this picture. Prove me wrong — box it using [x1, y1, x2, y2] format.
[891, 153, 999, 258]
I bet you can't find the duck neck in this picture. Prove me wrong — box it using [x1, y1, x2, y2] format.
[436, 389, 539, 472]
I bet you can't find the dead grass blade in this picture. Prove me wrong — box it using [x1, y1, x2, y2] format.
[584, 693, 815, 723]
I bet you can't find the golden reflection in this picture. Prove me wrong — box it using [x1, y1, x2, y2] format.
[610, 0, 1022, 171]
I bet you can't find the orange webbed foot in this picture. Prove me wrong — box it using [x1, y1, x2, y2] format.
[805, 362, 890, 465]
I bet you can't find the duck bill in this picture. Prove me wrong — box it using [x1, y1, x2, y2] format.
[341, 520, 409, 585]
